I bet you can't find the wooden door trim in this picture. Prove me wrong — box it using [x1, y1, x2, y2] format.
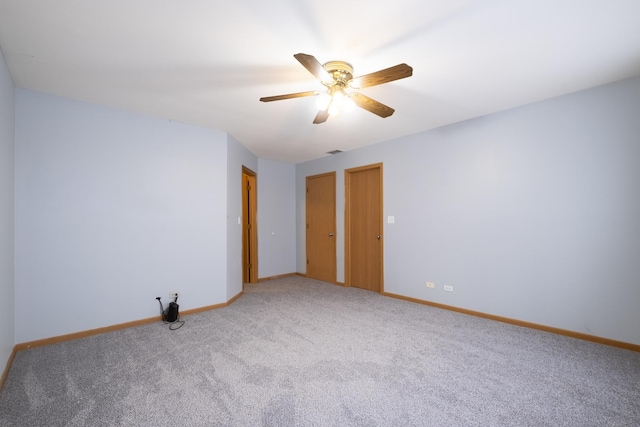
[242, 166, 258, 284]
[344, 162, 384, 292]
[307, 171, 336, 180]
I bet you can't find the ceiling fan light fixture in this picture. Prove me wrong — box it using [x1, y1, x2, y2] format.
[260, 53, 413, 124]
[317, 89, 353, 117]
[316, 92, 331, 110]
[328, 90, 346, 116]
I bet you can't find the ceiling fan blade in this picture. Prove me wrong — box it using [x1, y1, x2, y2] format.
[294, 53, 332, 82]
[259, 91, 318, 102]
[313, 109, 330, 124]
[349, 93, 395, 118]
[351, 63, 413, 89]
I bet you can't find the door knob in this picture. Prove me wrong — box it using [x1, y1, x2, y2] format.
[329, 233, 334, 237]
[376, 235, 381, 240]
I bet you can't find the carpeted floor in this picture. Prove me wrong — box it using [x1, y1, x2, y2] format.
[1, 276, 639, 426]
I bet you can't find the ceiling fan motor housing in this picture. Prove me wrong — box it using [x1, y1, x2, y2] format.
[323, 61, 353, 87]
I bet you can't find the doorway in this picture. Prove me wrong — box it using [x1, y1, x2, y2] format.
[242, 167, 258, 284]
[345, 163, 383, 292]
[305, 172, 337, 283]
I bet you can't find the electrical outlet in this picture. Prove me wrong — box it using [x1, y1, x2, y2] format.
[426, 282, 435, 289]
[170, 292, 178, 300]
[444, 285, 453, 292]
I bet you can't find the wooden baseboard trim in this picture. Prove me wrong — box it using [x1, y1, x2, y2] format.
[382, 291, 640, 352]
[227, 290, 243, 305]
[15, 316, 161, 352]
[14, 292, 245, 353]
[291, 272, 343, 287]
[181, 291, 243, 315]
[258, 273, 297, 282]
[180, 302, 228, 316]
[0, 346, 17, 391]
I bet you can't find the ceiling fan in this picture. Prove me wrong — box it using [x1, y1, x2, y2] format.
[260, 53, 413, 124]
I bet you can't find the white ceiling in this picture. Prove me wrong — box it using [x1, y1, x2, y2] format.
[1, 0, 639, 163]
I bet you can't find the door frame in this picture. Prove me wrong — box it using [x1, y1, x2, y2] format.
[344, 162, 384, 292]
[242, 166, 258, 285]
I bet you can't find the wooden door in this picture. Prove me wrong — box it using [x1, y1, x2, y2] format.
[242, 167, 258, 284]
[306, 172, 336, 283]
[345, 163, 383, 292]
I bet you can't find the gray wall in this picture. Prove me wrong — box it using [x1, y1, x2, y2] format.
[0, 47, 15, 371]
[226, 134, 257, 299]
[15, 89, 230, 343]
[296, 76, 640, 345]
[257, 158, 296, 278]
[6, 71, 640, 348]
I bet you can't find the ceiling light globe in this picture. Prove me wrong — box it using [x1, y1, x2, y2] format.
[316, 93, 331, 110]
